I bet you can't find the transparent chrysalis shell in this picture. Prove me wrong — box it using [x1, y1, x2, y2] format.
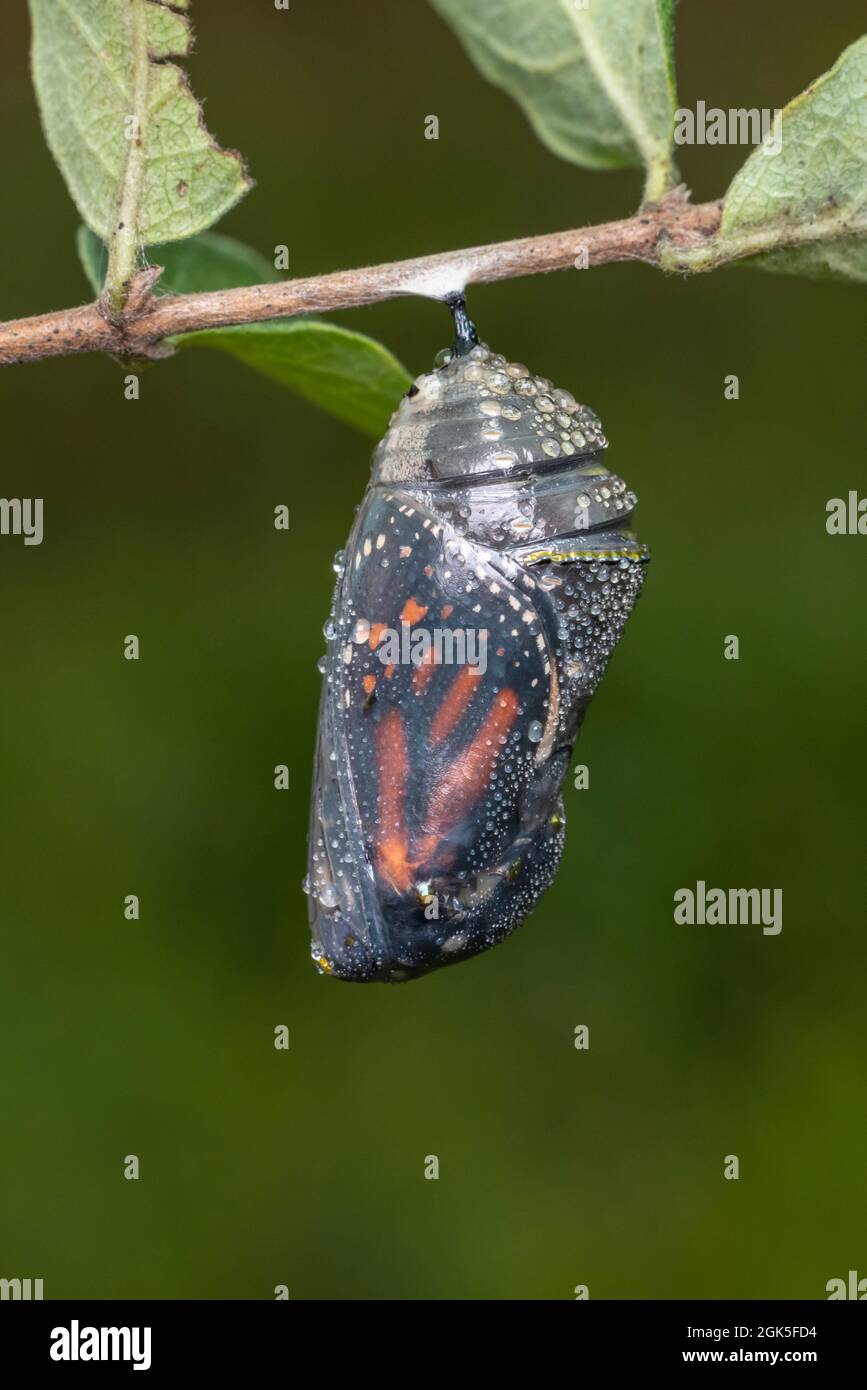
[306, 319, 649, 983]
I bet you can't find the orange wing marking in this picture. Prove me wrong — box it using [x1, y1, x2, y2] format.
[374, 709, 412, 893]
[412, 648, 439, 695]
[401, 597, 428, 625]
[415, 688, 519, 865]
[428, 663, 485, 745]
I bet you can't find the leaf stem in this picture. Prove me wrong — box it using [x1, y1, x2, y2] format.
[642, 157, 676, 207]
[660, 210, 867, 274]
[102, 0, 149, 322]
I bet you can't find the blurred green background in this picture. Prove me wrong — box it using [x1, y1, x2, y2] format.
[1, 0, 864, 1300]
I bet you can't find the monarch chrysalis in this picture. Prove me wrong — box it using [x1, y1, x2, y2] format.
[305, 300, 648, 982]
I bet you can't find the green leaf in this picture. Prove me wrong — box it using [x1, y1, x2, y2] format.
[741, 238, 867, 286]
[75, 226, 408, 437]
[179, 322, 412, 438]
[662, 36, 867, 280]
[31, 0, 251, 312]
[429, 0, 678, 202]
[77, 226, 277, 297]
[77, 225, 107, 297]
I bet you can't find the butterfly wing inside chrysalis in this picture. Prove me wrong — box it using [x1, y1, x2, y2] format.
[307, 486, 570, 982]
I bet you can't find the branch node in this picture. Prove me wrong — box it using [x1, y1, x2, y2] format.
[125, 265, 164, 320]
[98, 263, 163, 328]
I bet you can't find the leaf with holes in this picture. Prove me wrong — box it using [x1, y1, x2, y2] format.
[31, 0, 251, 311]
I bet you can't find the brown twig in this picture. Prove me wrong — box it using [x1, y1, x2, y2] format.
[0, 193, 721, 367]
